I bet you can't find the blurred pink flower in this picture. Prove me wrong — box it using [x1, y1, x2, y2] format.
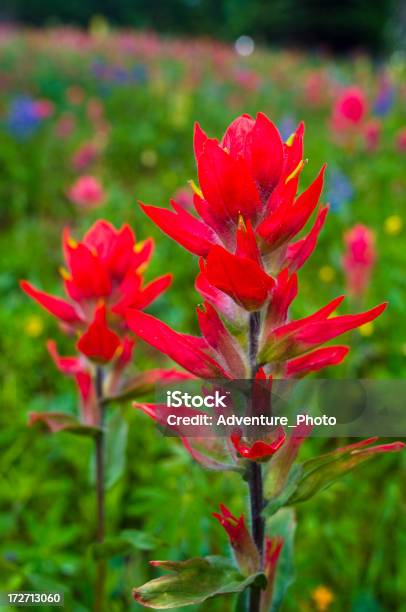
[363, 119, 381, 152]
[72, 142, 98, 171]
[334, 86, 367, 124]
[304, 71, 327, 107]
[342, 224, 376, 298]
[34, 98, 54, 119]
[68, 175, 105, 208]
[396, 127, 406, 152]
[331, 87, 368, 139]
[56, 113, 76, 138]
[87, 98, 104, 122]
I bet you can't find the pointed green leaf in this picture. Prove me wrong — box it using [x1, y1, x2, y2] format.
[288, 452, 375, 504]
[29, 411, 99, 437]
[104, 410, 128, 489]
[89, 410, 128, 490]
[264, 440, 404, 511]
[133, 556, 266, 609]
[288, 440, 403, 505]
[90, 530, 159, 559]
[264, 464, 303, 517]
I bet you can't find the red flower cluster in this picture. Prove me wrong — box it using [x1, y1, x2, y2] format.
[129, 113, 385, 380]
[21, 220, 181, 430]
[22, 220, 171, 363]
[127, 113, 397, 464]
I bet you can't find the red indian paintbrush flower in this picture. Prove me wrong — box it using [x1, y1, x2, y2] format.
[213, 505, 260, 576]
[21, 219, 172, 362]
[140, 113, 328, 272]
[131, 113, 404, 610]
[22, 220, 190, 434]
[342, 224, 376, 298]
[127, 112, 394, 468]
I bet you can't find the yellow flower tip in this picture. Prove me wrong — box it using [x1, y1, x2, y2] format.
[401, 343, 406, 356]
[318, 265, 336, 283]
[25, 315, 44, 338]
[114, 344, 123, 360]
[285, 133, 295, 146]
[137, 263, 147, 275]
[312, 585, 335, 611]
[188, 179, 203, 199]
[359, 322, 374, 337]
[67, 238, 78, 249]
[285, 159, 305, 184]
[59, 267, 71, 281]
[134, 240, 146, 254]
[384, 215, 403, 236]
[238, 214, 247, 231]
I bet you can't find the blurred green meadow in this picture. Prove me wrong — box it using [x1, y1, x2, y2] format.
[0, 25, 405, 611]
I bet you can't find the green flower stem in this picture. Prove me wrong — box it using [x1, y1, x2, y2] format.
[94, 366, 106, 612]
[248, 312, 265, 612]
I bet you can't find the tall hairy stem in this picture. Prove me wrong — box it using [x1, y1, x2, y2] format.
[94, 366, 106, 612]
[248, 312, 265, 612]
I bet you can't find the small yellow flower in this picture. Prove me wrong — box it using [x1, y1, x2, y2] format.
[312, 585, 334, 611]
[384, 215, 403, 236]
[25, 315, 44, 338]
[359, 322, 374, 337]
[140, 149, 158, 168]
[318, 266, 336, 283]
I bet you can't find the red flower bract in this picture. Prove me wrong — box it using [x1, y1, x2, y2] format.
[21, 220, 171, 342]
[77, 303, 121, 363]
[213, 504, 260, 575]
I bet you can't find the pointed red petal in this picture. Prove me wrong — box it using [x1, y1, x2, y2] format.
[286, 346, 349, 376]
[193, 122, 209, 160]
[251, 112, 284, 194]
[126, 309, 231, 378]
[205, 246, 275, 311]
[140, 200, 215, 256]
[295, 303, 387, 345]
[197, 302, 247, 377]
[20, 280, 81, 323]
[77, 304, 121, 362]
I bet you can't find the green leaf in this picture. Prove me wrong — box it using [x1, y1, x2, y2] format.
[89, 410, 128, 490]
[29, 411, 99, 437]
[264, 441, 404, 510]
[287, 451, 374, 504]
[90, 530, 159, 560]
[267, 509, 296, 612]
[133, 556, 266, 609]
[264, 464, 303, 517]
[104, 410, 128, 489]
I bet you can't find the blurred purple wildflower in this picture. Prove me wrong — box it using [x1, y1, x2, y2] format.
[373, 82, 395, 117]
[6, 95, 42, 139]
[278, 115, 297, 141]
[91, 61, 147, 86]
[327, 168, 354, 212]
